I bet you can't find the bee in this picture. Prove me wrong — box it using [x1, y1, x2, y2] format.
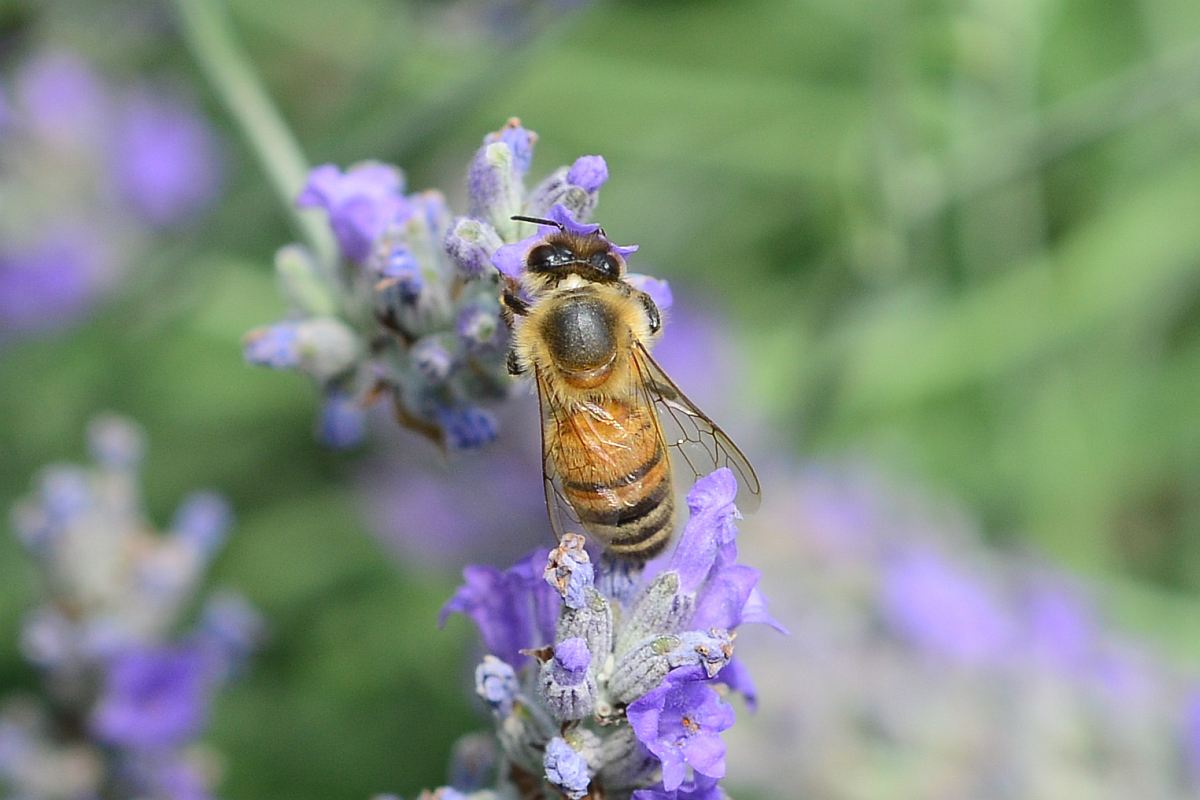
[501, 214, 759, 563]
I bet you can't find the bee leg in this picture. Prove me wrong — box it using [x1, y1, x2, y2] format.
[637, 291, 661, 335]
[506, 349, 525, 376]
[500, 275, 530, 327]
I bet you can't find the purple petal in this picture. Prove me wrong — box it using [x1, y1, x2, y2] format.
[692, 564, 760, 631]
[739, 586, 787, 634]
[626, 274, 673, 310]
[491, 234, 541, 278]
[681, 733, 728, 780]
[554, 637, 591, 674]
[296, 163, 409, 262]
[668, 468, 742, 593]
[715, 658, 757, 711]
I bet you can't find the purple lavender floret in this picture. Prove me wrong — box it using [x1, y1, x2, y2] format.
[297, 163, 410, 263]
[440, 547, 558, 668]
[627, 671, 735, 791]
[439, 469, 780, 799]
[91, 645, 210, 750]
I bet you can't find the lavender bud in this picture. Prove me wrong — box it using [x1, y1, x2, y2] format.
[614, 570, 694, 656]
[475, 655, 519, 717]
[539, 638, 596, 721]
[375, 244, 424, 302]
[170, 491, 231, 557]
[434, 405, 498, 450]
[608, 635, 683, 705]
[411, 335, 457, 383]
[566, 156, 609, 193]
[557, 587, 612, 677]
[318, 392, 366, 449]
[243, 322, 301, 370]
[295, 317, 361, 381]
[444, 218, 504, 277]
[609, 630, 736, 707]
[676, 629, 736, 679]
[598, 727, 659, 791]
[526, 167, 595, 222]
[39, 466, 92, 523]
[545, 534, 594, 609]
[456, 303, 502, 351]
[543, 737, 591, 800]
[448, 732, 498, 793]
[468, 120, 534, 241]
[86, 415, 145, 470]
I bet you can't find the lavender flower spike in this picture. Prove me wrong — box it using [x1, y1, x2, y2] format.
[248, 120, 640, 451]
[2, 416, 261, 800]
[438, 468, 781, 799]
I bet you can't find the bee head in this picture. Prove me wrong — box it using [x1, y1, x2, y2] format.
[513, 215, 624, 284]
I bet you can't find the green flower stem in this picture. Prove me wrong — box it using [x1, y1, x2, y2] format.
[172, 0, 340, 280]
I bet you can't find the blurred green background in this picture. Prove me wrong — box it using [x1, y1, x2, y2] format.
[6, 0, 1200, 796]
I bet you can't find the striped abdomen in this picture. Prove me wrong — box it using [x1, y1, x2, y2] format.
[551, 398, 674, 561]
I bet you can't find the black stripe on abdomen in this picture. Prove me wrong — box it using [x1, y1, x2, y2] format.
[563, 444, 664, 493]
[576, 479, 669, 526]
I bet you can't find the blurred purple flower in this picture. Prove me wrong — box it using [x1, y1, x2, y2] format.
[91, 645, 210, 750]
[109, 90, 223, 227]
[0, 229, 112, 335]
[1023, 582, 1097, 671]
[14, 50, 108, 145]
[627, 670, 735, 791]
[318, 391, 367, 449]
[880, 547, 1015, 666]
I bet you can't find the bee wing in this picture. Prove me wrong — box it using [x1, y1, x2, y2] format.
[630, 341, 761, 514]
[534, 366, 587, 542]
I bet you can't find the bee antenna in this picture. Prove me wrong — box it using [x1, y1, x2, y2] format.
[511, 214, 563, 230]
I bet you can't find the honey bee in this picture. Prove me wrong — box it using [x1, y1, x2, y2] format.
[501, 214, 760, 563]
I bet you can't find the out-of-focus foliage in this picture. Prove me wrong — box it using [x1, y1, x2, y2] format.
[4, 0, 1200, 797]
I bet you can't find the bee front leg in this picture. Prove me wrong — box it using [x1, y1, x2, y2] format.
[637, 291, 661, 335]
[500, 275, 530, 327]
[506, 349, 525, 376]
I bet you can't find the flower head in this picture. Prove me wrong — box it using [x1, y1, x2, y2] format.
[440, 469, 780, 799]
[248, 120, 638, 451]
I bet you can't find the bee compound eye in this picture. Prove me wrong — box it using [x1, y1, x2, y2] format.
[589, 251, 621, 278]
[527, 243, 571, 273]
